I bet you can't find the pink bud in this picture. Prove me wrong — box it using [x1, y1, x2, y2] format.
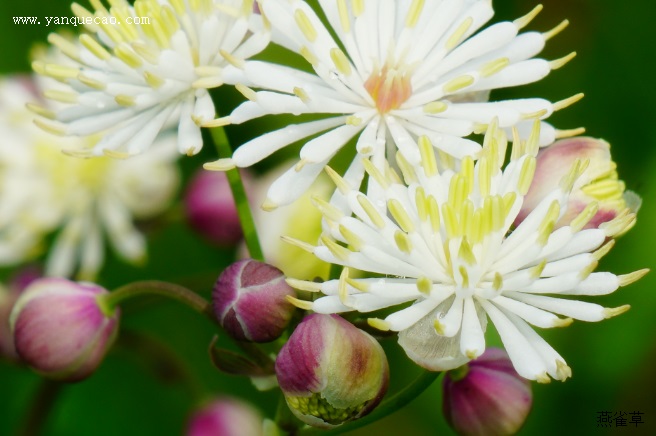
[442, 348, 532, 436]
[187, 398, 263, 436]
[10, 278, 120, 381]
[184, 169, 251, 246]
[213, 259, 295, 342]
[517, 137, 632, 229]
[0, 267, 42, 361]
[276, 314, 389, 428]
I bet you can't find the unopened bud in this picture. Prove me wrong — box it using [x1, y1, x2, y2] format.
[213, 259, 295, 342]
[0, 267, 42, 361]
[276, 314, 389, 428]
[184, 169, 252, 246]
[443, 348, 532, 436]
[10, 278, 120, 381]
[187, 398, 263, 436]
[517, 137, 634, 229]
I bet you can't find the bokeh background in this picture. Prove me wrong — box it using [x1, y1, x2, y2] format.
[0, 0, 654, 435]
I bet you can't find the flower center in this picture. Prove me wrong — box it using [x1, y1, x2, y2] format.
[364, 65, 412, 114]
[35, 140, 113, 197]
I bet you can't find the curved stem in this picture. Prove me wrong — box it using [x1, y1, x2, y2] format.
[300, 370, 440, 435]
[209, 127, 264, 262]
[101, 281, 214, 323]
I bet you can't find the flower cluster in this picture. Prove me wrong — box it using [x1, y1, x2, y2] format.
[0, 76, 179, 279]
[285, 120, 646, 382]
[32, 0, 268, 157]
[206, 0, 581, 209]
[0, 0, 647, 435]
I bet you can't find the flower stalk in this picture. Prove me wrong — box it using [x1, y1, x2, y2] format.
[299, 370, 440, 435]
[209, 127, 264, 262]
[101, 281, 213, 322]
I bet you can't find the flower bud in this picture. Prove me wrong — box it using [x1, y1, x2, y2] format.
[213, 259, 295, 342]
[276, 314, 389, 428]
[184, 169, 251, 246]
[10, 278, 120, 381]
[187, 398, 263, 436]
[517, 137, 633, 229]
[0, 267, 41, 361]
[442, 348, 532, 436]
[246, 162, 330, 280]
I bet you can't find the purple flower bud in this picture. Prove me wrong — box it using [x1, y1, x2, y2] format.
[516, 137, 633, 229]
[213, 259, 295, 342]
[276, 314, 389, 428]
[187, 398, 263, 436]
[0, 267, 42, 361]
[184, 169, 252, 246]
[10, 278, 120, 381]
[442, 348, 532, 436]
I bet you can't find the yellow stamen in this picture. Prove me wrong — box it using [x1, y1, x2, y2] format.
[603, 305, 630, 319]
[286, 295, 314, 310]
[416, 276, 432, 295]
[443, 75, 474, 94]
[324, 166, 350, 194]
[281, 236, 315, 253]
[446, 17, 473, 49]
[388, 199, 415, 233]
[550, 52, 577, 70]
[553, 93, 584, 112]
[513, 4, 543, 29]
[543, 19, 569, 41]
[357, 195, 386, 228]
[368, 318, 390, 331]
[203, 158, 235, 171]
[405, 0, 425, 28]
[618, 269, 649, 287]
[294, 9, 317, 42]
[330, 48, 352, 75]
[285, 278, 322, 292]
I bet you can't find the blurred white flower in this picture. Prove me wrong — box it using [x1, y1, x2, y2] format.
[285, 121, 647, 382]
[0, 76, 179, 279]
[32, 0, 268, 157]
[243, 161, 331, 280]
[208, 0, 581, 208]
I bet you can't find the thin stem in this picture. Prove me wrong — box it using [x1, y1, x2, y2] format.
[101, 281, 214, 323]
[276, 393, 301, 435]
[300, 370, 440, 435]
[209, 127, 264, 262]
[117, 330, 206, 402]
[18, 379, 62, 436]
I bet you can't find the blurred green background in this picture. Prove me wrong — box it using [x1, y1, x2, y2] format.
[0, 0, 654, 435]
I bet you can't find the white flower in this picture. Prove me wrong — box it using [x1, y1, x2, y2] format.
[0, 76, 179, 280]
[284, 121, 647, 382]
[32, 0, 268, 157]
[208, 0, 582, 209]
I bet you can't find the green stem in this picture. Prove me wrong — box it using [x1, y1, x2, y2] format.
[209, 127, 264, 262]
[300, 370, 440, 435]
[100, 280, 214, 323]
[276, 393, 301, 435]
[18, 379, 62, 436]
[117, 330, 206, 402]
